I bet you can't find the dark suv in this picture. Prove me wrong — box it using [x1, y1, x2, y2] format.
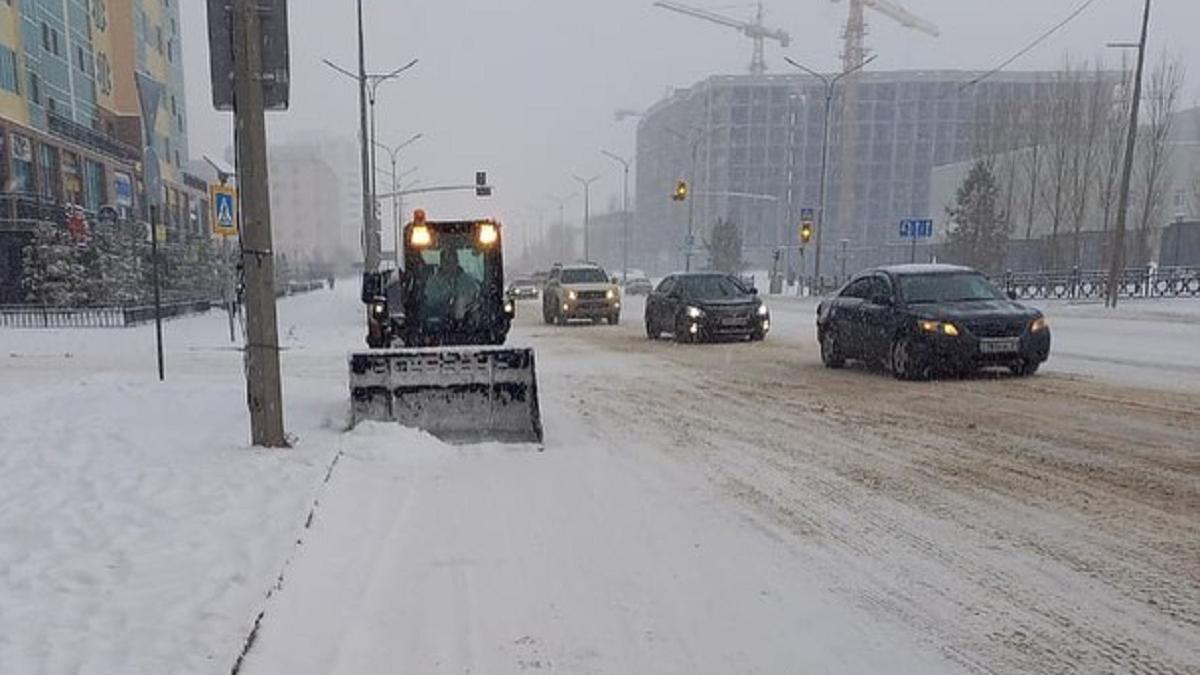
[816, 264, 1050, 379]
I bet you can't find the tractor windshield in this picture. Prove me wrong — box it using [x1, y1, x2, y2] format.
[413, 237, 486, 322]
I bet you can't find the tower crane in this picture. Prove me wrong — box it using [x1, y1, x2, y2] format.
[653, 1, 791, 75]
[837, 0, 939, 71]
[830, 0, 938, 262]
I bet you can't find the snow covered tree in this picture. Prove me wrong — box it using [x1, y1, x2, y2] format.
[705, 218, 743, 274]
[21, 221, 89, 306]
[946, 161, 1009, 276]
[88, 219, 150, 305]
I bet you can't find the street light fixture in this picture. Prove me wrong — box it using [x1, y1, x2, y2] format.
[572, 174, 602, 262]
[601, 150, 633, 280]
[784, 54, 877, 283]
[323, 56, 418, 271]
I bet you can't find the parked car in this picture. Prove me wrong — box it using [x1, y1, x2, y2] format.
[816, 264, 1050, 380]
[507, 277, 540, 300]
[645, 272, 769, 343]
[542, 263, 622, 325]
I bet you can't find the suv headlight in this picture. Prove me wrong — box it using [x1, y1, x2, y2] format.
[1031, 317, 1048, 333]
[371, 302, 386, 317]
[756, 303, 769, 316]
[606, 289, 617, 300]
[686, 306, 703, 319]
[567, 290, 578, 301]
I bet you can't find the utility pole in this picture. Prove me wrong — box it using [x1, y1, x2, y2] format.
[785, 54, 876, 283]
[233, 0, 286, 447]
[354, 0, 373, 272]
[602, 150, 633, 280]
[1105, 0, 1152, 309]
[573, 174, 601, 261]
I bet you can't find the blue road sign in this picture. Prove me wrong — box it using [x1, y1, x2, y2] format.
[900, 218, 933, 239]
[211, 185, 238, 236]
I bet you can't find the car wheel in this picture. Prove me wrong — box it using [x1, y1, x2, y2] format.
[542, 300, 553, 325]
[1009, 360, 1040, 377]
[749, 329, 765, 342]
[891, 337, 927, 381]
[609, 313, 620, 326]
[820, 329, 845, 368]
[646, 319, 658, 340]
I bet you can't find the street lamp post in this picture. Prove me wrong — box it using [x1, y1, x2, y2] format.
[375, 162, 419, 264]
[601, 150, 633, 280]
[323, 56, 418, 272]
[784, 54, 877, 284]
[573, 174, 601, 262]
[546, 192, 577, 262]
[373, 133, 423, 263]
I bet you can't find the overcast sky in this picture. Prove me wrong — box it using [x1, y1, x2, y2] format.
[181, 0, 1199, 238]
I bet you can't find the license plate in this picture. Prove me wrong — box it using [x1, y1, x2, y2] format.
[980, 338, 1020, 354]
[721, 317, 747, 326]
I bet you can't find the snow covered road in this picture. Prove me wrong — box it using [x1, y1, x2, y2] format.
[2, 287, 1197, 674]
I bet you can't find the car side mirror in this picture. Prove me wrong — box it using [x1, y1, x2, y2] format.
[611, 276, 619, 285]
[750, 287, 758, 295]
[870, 294, 893, 307]
[1007, 290, 1018, 301]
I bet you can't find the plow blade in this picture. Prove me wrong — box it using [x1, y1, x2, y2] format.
[349, 346, 543, 444]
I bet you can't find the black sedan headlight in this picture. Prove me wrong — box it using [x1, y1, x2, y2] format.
[370, 301, 387, 318]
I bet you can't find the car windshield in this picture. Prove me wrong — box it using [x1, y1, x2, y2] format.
[679, 275, 749, 300]
[899, 273, 1004, 304]
[561, 268, 609, 283]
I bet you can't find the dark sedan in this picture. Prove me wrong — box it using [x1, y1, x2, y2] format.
[816, 264, 1050, 379]
[646, 272, 770, 343]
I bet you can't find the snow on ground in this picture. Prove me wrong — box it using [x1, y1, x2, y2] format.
[2, 282, 1196, 674]
[239, 424, 957, 675]
[0, 285, 359, 674]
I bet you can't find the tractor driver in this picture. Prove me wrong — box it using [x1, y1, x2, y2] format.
[422, 247, 481, 322]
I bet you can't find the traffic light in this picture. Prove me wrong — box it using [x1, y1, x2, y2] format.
[672, 180, 689, 202]
[800, 222, 814, 245]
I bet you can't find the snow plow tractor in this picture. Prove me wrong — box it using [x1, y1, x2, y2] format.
[350, 211, 543, 444]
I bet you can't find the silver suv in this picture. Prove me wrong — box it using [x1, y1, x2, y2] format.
[542, 263, 622, 325]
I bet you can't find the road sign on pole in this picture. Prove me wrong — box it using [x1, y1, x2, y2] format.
[211, 184, 238, 236]
[899, 218, 933, 239]
[900, 218, 933, 263]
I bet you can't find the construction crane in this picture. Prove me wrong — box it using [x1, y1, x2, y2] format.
[838, 0, 939, 70]
[830, 0, 937, 267]
[653, 1, 791, 76]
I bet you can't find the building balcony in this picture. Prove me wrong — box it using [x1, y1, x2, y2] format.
[46, 112, 141, 163]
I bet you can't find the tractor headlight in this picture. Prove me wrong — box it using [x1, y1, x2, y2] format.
[1031, 317, 1048, 333]
[686, 306, 703, 319]
[756, 303, 769, 316]
[919, 320, 959, 336]
[478, 222, 499, 246]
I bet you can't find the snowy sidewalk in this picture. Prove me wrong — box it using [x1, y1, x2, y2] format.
[238, 423, 960, 675]
[0, 287, 358, 674]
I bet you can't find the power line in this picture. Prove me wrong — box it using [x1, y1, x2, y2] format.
[959, 0, 1103, 91]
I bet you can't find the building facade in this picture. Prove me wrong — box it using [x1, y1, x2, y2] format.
[0, 0, 200, 304]
[635, 70, 1081, 278]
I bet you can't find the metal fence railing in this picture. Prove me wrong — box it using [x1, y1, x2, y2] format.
[996, 267, 1200, 301]
[0, 301, 214, 329]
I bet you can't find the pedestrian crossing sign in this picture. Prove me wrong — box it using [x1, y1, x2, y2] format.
[211, 184, 238, 236]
